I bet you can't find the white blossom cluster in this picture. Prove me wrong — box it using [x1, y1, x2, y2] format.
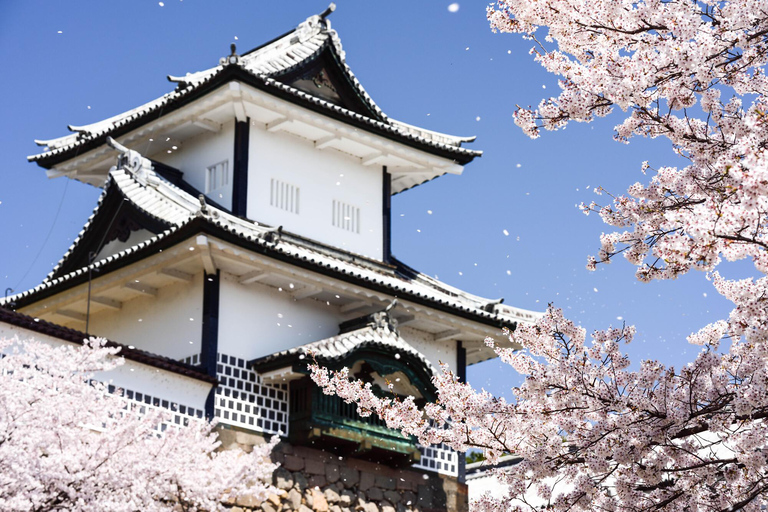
[312, 0, 768, 509]
[0, 337, 278, 511]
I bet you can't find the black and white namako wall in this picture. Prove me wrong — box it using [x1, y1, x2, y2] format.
[3, 5, 541, 511]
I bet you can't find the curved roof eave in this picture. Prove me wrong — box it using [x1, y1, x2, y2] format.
[29, 65, 480, 169]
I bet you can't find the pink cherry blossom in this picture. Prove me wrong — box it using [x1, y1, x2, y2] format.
[312, 0, 768, 509]
[0, 337, 277, 511]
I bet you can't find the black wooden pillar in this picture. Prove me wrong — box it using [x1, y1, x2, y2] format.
[457, 340, 467, 483]
[232, 119, 250, 217]
[382, 166, 392, 262]
[201, 271, 221, 419]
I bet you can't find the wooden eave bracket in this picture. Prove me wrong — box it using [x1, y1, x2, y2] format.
[123, 281, 159, 297]
[292, 285, 323, 300]
[361, 152, 387, 166]
[192, 118, 221, 132]
[340, 300, 372, 314]
[239, 269, 268, 285]
[266, 116, 292, 132]
[56, 309, 86, 322]
[434, 328, 461, 342]
[314, 135, 339, 149]
[196, 235, 218, 275]
[158, 268, 194, 283]
[91, 296, 123, 310]
[229, 82, 248, 122]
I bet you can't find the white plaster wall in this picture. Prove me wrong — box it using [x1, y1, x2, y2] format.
[399, 326, 458, 372]
[87, 273, 203, 360]
[0, 323, 210, 410]
[154, 120, 235, 210]
[247, 126, 383, 259]
[467, 467, 573, 508]
[217, 272, 343, 361]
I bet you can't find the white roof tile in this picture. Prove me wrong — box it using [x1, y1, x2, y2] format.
[29, 9, 480, 166]
[252, 315, 438, 376]
[13, 155, 539, 329]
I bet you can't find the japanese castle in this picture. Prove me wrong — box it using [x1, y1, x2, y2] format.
[2, 6, 538, 510]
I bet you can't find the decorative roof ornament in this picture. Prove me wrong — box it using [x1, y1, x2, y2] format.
[483, 297, 504, 313]
[297, 3, 336, 40]
[370, 298, 399, 334]
[220, 43, 240, 67]
[260, 225, 283, 244]
[106, 137, 152, 185]
[319, 3, 336, 20]
[197, 195, 209, 218]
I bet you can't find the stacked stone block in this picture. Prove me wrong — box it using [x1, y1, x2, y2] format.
[218, 428, 467, 512]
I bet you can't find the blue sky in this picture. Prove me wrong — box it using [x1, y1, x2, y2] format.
[0, 1, 737, 397]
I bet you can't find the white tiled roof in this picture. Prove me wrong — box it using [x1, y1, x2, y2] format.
[13, 154, 540, 329]
[29, 9, 480, 165]
[252, 315, 438, 376]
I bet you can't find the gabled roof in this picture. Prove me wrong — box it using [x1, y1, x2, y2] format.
[252, 310, 437, 375]
[0, 307, 218, 385]
[28, 6, 480, 169]
[9, 148, 541, 337]
[251, 309, 439, 400]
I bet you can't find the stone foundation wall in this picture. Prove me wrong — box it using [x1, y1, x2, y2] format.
[217, 427, 468, 512]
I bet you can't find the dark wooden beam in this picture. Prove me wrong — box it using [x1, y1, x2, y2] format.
[232, 119, 250, 217]
[201, 271, 220, 419]
[382, 166, 391, 263]
[457, 340, 467, 483]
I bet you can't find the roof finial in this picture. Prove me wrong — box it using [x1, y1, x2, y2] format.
[106, 136, 152, 184]
[368, 299, 399, 333]
[197, 194, 209, 217]
[320, 3, 336, 19]
[220, 43, 240, 66]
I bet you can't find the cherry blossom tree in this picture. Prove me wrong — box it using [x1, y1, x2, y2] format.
[0, 336, 277, 511]
[311, 0, 768, 510]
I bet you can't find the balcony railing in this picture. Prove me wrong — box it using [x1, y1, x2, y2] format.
[289, 377, 420, 466]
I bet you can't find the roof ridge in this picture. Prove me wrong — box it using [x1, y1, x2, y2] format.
[28, 9, 479, 167]
[251, 317, 439, 377]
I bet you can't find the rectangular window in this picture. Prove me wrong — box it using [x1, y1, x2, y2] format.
[332, 199, 360, 233]
[270, 178, 300, 214]
[206, 161, 229, 193]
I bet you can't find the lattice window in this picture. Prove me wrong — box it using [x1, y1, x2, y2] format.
[413, 442, 459, 476]
[270, 178, 300, 214]
[206, 161, 229, 193]
[214, 353, 289, 436]
[332, 199, 360, 233]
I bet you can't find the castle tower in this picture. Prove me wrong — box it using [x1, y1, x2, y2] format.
[5, 6, 540, 511]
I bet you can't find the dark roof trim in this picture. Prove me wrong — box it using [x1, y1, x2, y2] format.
[52, 185, 170, 279]
[49, 161, 229, 281]
[251, 342, 438, 402]
[0, 307, 218, 385]
[32, 65, 478, 169]
[274, 42, 384, 121]
[11, 218, 516, 332]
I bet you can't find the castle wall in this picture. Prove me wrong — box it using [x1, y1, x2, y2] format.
[217, 271, 344, 361]
[155, 119, 236, 210]
[0, 322, 211, 411]
[86, 273, 204, 361]
[399, 326, 458, 374]
[246, 125, 384, 261]
[217, 428, 468, 512]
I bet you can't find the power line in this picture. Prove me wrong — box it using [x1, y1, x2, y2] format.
[12, 178, 70, 291]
